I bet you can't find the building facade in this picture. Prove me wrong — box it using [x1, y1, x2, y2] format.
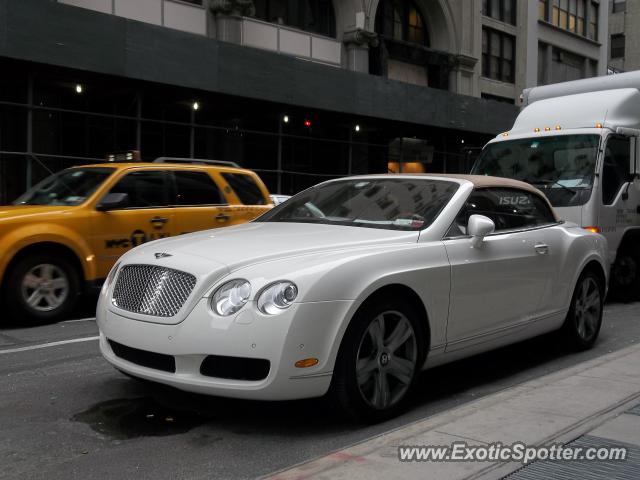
[608, 0, 640, 73]
[481, 0, 608, 103]
[0, 0, 608, 203]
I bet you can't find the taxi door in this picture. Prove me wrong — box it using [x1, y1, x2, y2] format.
[89, 170, 176, 279]
[214, 170, 272, 224]
[172, 170, 236, 235]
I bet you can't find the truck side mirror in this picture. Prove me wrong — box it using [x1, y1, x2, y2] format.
[632, 137, 640, 177]
[96, 193, 129, 212]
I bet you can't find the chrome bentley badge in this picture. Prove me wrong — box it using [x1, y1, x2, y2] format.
[154, 253, 172, 259]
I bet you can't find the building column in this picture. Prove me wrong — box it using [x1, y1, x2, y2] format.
[450, 54, 478, 96]
[209, 0, 255, 43]
[343, 29, 378, 73]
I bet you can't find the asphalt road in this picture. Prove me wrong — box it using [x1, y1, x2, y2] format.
[1, 299, 639, 480]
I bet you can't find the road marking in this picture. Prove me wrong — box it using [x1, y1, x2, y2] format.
[0, 336, 99, 355]
[61, 317, 96, 324]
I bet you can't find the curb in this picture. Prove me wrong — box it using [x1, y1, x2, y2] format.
[264, 343, 640, 480]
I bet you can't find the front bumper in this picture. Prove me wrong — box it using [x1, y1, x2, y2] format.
[97, 297, 354, 401]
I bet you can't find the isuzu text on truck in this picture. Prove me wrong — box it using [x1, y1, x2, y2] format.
[472, 72, 640, 300]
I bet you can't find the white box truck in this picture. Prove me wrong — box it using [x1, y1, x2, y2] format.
[471, 72, 640, 300]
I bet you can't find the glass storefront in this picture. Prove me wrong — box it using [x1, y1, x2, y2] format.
[0, 59, 488, 204]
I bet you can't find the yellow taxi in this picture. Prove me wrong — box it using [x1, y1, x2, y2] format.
[0, 159, 273, 324]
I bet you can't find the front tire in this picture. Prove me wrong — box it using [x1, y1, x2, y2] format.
[329, 298, 425, 423]
[561, 270, 604, 350]
[611, 248, 640, 302]
[3, 253, 81, 325]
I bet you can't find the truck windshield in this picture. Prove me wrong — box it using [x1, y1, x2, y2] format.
[13, 167, 115, 206]
[472, 134, 600, 207]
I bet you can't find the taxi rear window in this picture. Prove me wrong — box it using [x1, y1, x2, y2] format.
[221, 173, 266, 205]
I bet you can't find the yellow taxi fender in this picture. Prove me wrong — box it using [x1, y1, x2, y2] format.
[0, 223, 95, 286]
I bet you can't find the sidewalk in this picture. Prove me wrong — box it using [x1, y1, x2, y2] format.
[266, 343, 640, 480]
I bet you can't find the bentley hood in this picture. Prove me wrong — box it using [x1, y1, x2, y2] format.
[128, 221, 419, 272]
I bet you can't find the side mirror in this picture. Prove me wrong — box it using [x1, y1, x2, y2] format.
[96, 193, 129, 212]
[468, 214, 495, 248]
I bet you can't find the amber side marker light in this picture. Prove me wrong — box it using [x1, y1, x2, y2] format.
[584, 226, 600, 233]
[534, 127, 541, 133]
[555, 125, 562, 130]
[596, 123, 603, 128]
[295, 358, 319, 368]
[544, 126, 551, 132]
[501, 132, 509, 138]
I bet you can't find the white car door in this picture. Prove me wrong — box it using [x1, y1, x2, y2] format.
[443, 187, 560, 352]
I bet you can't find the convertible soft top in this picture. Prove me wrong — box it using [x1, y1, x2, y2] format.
[429, 174, 561, 222]
[363, 173, 560, 222]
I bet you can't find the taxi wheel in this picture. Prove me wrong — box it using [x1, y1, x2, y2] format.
[4, 254, 81, 325]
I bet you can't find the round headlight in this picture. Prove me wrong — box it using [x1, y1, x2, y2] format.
[211, 279, 251, 316]
[257, 281, 298, 315]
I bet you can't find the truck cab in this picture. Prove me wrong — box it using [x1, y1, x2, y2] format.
[473, 81, 640, 301]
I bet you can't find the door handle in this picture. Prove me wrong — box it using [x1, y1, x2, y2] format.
[534, 243, 549, 255]
[150, 216, 168, 229]
[215, 213, 230, 222]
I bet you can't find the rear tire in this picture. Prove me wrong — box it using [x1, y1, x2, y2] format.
[561, 270, 604, 351]
[329, 298, 425, 423]
[611, 248, 640, 302]
[3, 253, 81, 325]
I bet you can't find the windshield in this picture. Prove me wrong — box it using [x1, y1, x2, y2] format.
[472, 134, 600, 207]
[13, 167, 115, 206]
[256, 178, 459, 231]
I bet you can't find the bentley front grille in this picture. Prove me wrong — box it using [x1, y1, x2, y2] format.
[112, 264, 196, 317]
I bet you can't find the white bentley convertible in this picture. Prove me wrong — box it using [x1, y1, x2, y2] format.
[97, 174, 608, 421]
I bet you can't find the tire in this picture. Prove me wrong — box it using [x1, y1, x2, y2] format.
[611, 248, 640, 302]
[3, 253, 81, 325]
[329, 298, 426, 423]
[561, 270, 604, 351]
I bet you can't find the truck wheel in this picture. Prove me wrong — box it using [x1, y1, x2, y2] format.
[611, 248, 640, 302]
[3, 254, 81, 325]
[329, 298, 425, 423]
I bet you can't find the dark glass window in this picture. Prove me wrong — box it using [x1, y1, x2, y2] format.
[550, 0, 590, 36]
[222, 173, 267, 205]
[108, 171, 170, 208]
[613, 0, 626, 13]
[253, 0, 336, 37]
[588, 1, 598, 39]
[611, 34, 625, 58]
[13, 167, 114, 206]
[376, 0, 428, 45]
[539, 0, 548, 20]
[447, 188, 556, 236]
[174, 171, 225, 205]
[483, 0, 517, 25]
[602, 136, 631, 205]
[482, 28, 515, 83]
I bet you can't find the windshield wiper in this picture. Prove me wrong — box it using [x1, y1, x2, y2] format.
[525, 178, 577, 195]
